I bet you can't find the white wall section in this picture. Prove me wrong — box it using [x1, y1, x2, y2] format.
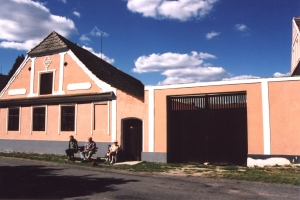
[261, 80, 271, 155]
[67, 82, 91, 91]
[8, 88, 26, 96]
[148, 88, 155, 152]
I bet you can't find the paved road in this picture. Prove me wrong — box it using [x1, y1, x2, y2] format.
[0, 157, 299, 200]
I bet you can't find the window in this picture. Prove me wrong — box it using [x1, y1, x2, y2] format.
[8, 108, 19, 131]
[61, 106, 75, 131]
[40, 72, 53, 95]
[33, 107, 45, 131]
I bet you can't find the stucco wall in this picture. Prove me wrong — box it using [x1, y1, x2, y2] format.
[116, 89, 147, 150]
[1, 59, 31, 99]
[149, 83, 264, 154]
[269, 80, 300, 155]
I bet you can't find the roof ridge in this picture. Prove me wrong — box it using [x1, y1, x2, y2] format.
[28, 31, 68, 56]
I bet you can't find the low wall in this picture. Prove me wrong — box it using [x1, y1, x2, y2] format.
[0, 139, 111, 158]
[142, 152, 167, 163]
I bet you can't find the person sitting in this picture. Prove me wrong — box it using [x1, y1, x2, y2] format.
[80, 137, 96, 162]
[105, 149, 110, 162]
[65, 135, 78, 161]
[109, 140, 119, 164]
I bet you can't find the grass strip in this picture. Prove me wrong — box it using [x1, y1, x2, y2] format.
[0, 152, 299, 185]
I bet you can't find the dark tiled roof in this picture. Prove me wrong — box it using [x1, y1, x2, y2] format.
[28, 32, 144, 100]
[295, 17, 300, 30]
[0, 74, 8, 92]
[292, 61, 300, 76]
[28, 32, 68, 56]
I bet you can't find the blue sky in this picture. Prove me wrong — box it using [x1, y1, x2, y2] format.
[0, 0, 299, 86]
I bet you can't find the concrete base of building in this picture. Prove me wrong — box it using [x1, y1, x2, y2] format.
[141, 152, 167, 163]
[247, 154, 300, 167]
[0, 139, 111, 158]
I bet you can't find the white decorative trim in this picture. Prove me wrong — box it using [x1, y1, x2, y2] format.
[8, 88, 26, 96]
[75, 104, 78, 135]
[67, 50, 112, 92]
[57, 52, 66, 95]
[261, 81, 271, 155]
[0, 56, 30, 98]
[142, 120, 145, 152]
[111, 99, 117, 141]
[19, 107, 21, 134]
[43, 56, 52, 69]
[145, 76, 300, 91]
[67, 82, 91, 91]
[148, 88, 155, 152]
[107, 101, 110, 135]
[28, 57, 36, 97]
[30, 107, 33, 134]
[5, 108, 8, 134]
[91, 103, 94, 135]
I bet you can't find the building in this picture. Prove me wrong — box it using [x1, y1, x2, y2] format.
[0, 31, 146, 161]
[0, 18, 300, 166]
[291, 17, 300, 75]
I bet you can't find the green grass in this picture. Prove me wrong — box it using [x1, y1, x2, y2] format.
[0, 152, 299, 185]
[223, 165, 239, 170]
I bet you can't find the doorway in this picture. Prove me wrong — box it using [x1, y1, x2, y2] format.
[121, 118, 143, 161]
[167, 92, 248, 165]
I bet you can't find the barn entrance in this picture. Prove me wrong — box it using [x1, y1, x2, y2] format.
[167, 92, 248, 165]
[121, 118, 143, 161]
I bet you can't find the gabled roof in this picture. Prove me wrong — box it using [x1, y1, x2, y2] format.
[294, 17, 300, 31]
[28, 31, 144, 100]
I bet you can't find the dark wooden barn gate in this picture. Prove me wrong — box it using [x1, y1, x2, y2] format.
[167, 92, 248, 165]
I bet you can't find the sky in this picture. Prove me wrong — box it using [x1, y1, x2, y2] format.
[0, 0, 299, 86]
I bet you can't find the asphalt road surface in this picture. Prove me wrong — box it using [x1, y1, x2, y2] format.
[0, 157, 299, 200]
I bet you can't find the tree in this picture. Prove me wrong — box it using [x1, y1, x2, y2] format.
[7, 54, 25, 78]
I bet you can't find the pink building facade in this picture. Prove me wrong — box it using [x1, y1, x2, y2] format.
[0, 18, 300, 166]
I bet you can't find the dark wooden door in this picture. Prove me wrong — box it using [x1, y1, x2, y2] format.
[167, 92, 248, 165]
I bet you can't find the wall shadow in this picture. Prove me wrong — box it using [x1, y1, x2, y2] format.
[0, 165, 139, 199]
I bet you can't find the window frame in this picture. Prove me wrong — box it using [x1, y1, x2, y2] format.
[38, 70, 55, 95]
[7, 107, 20, 131]
[32, 106, 46, 131]
[60, 105, 76, 132]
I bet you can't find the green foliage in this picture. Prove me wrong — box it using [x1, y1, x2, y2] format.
[223, 165, 239, 170]
[7, 54, 25, 77]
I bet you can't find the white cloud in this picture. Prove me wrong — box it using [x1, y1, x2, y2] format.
[127, 0, 219, 21]
[79, 34, 90, 42]
[160, 66, 229, 85]
[90, 26, 109, 37]
[206, 31, 220, 40]
[273, 72, 290, 77]
[73, 11, 80, 18]
[235, 24, 248, 31]
[222, 75, 260, 81]
[0, 0, 76, 51]
[82, 46, 115, 64]
[133, 51, 216, 73]
[133, 51, 229, 85]
[59, 0, 67, 3]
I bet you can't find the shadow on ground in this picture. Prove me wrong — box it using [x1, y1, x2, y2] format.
[0, 165, 138, 199]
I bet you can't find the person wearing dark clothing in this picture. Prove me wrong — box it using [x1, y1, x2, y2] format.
[65, 135, 78, 161]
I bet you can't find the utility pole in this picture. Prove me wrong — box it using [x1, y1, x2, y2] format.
[101, 32, 103, 59]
